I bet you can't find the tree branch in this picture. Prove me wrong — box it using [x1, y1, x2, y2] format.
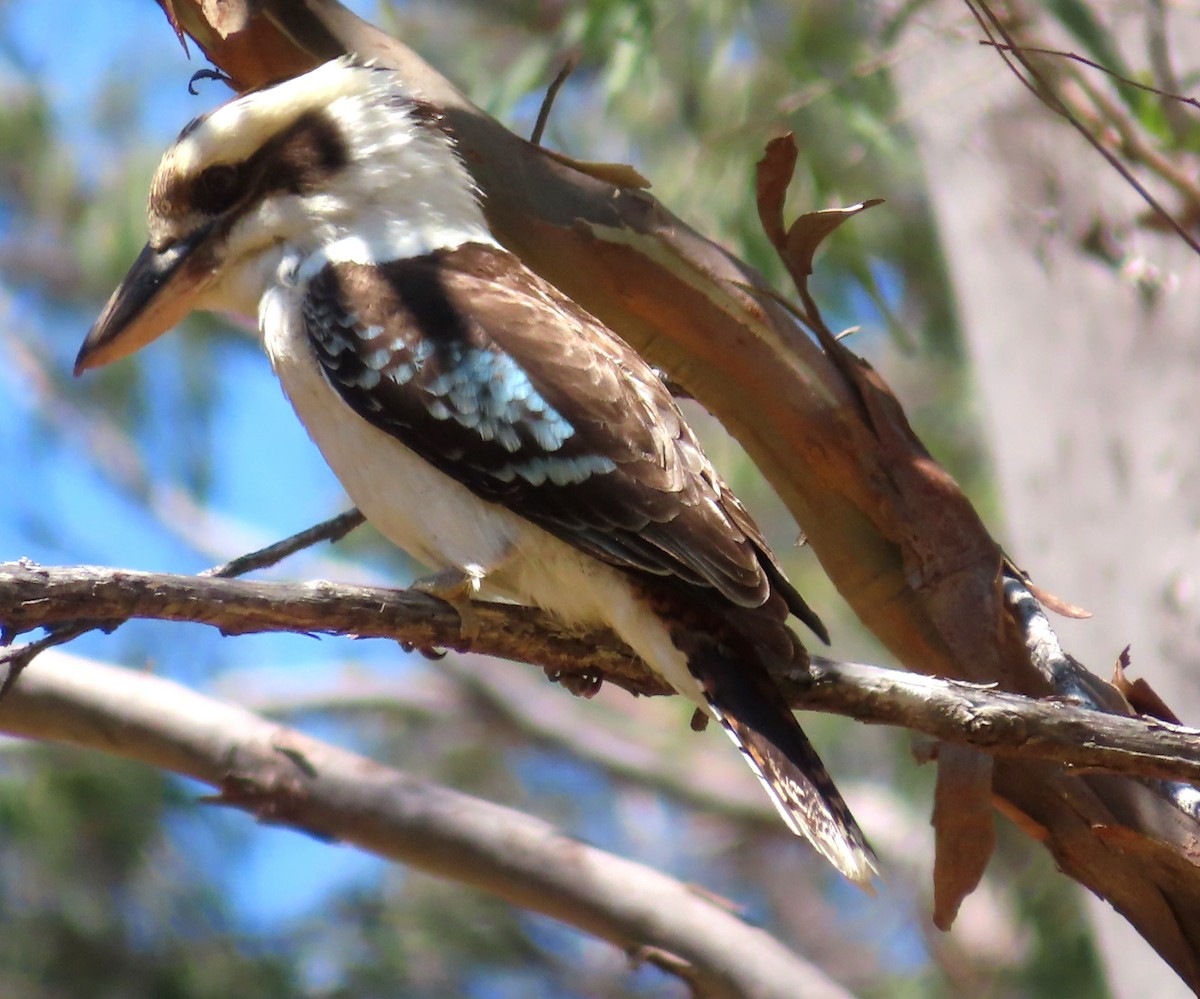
[0, 561, 656, 696]
[792, 658, 1200, 788]
[0, 509, 370, 697]
[966, 0, 1200, 254]
[5, 561, 1200, 788]
[0, 650, 854, 999]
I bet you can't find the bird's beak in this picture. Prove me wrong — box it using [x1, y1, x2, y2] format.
[74, 229, 214, 376]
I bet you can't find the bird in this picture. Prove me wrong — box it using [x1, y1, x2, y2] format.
[75, 58, 876, 883]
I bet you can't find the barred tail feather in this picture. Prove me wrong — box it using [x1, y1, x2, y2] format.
[693, 648, 877, 885]
[720, 709, 878, 884]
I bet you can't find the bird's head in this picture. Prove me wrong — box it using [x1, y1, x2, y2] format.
[76, 58, 486, 375]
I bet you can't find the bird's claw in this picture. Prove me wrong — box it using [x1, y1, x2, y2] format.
[400, 640, 448, 660]
[544, 666, 604, 698]
[411, 564, 485, 646]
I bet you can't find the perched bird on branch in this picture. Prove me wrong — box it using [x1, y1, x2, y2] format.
[75, 59, 875, 883]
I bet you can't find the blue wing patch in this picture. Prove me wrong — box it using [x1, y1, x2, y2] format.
[303, 262, 619, 489]
[421, 342, 575, 453]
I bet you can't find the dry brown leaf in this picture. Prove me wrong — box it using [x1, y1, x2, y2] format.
[1023, 580, 1092, 619]
[1006, 558, 1092, 619]
[932, 744, 996, 931]
[201, 0, 253, 38]
[754, 134, 883, 276]
[784, 203, 885, 279]
[539, 148, 651, 189]
[1113, 651, 1182, 725]
[755, 134, 797, 251]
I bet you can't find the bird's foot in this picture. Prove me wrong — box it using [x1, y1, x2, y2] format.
[411, 564, 485, 646]
[544, 665, 604, 699]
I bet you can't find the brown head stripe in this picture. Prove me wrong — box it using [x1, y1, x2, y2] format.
[153, 109, 350, 223]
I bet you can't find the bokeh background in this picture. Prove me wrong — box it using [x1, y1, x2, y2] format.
[4, 2, 1198, 996]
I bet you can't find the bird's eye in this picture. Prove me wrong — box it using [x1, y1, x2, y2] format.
[194, 163, 242, 213]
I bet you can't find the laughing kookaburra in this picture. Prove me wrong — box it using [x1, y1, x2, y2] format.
[75, 59, 875, 883]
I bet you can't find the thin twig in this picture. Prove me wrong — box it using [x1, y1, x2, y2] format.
[0, 626, 91, 698]
[965, 0, 1200, 257]
[201, 508, 365, 578]
[0, 510, 366, 694]
[530, 55, 578, 146]
[1069, 71, 1200, 209]
[978, 40, 1200, 111]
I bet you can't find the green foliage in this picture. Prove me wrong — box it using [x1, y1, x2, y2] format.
[0, 748, 296, 999]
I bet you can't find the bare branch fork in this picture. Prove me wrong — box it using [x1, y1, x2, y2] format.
[0, 509, 367, 697]
[4, 559, 1199, 789]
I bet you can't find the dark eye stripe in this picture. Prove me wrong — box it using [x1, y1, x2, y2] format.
[261, 110, 349, 197]
[154, 109, 350, 223]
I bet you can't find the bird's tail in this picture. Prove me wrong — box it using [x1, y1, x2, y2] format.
[691, 643, 878, 885]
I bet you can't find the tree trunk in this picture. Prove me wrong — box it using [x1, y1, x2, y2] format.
[895, 5, 1200, 995]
